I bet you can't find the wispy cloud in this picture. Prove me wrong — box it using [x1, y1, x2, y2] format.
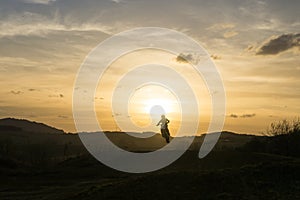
[48, 94, 64, 98]
[0, 12, 113, 38]
[210, 54, 222, 60]
[110, 0, 124, 3]
[223, 30, 239, 38]
[22, 0, 57, 4]
[206, 23, 235, 31]
[10, 90, 23, 95]
[240, 114, 256, 118]
[58, 115, 68, 119]
[228, 113, 256, 119]
[229, 114, 238, 118]
[28, 89, 37, 92]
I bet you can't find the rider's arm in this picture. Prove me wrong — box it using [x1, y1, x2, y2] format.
[156, 119, 162, 126]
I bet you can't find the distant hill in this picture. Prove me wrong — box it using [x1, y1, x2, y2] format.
[104, 131, 254, 152]
[0, 118, 83, 167]
[0, 118, 65, 134]
[0, 118, 255, 153]
[0, 117, 258, 167]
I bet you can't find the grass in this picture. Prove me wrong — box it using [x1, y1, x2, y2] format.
[1, 118, 300, 199]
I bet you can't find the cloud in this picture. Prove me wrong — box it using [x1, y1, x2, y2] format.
[206, 23, 235, 31]
[245, 45, 255, 52]
[176, 53, 200, 64]
[228, 113, 256, 118]
[206, 23, 238, 39]
[48, 93, 64, 98]
[0, 12, 113, 38]
[110, 0, 123, 3]
[240, 113, 256, 118]
[256, 33, 300, 55]
[22, 0, 57, 4]
[211, 54, 221, 60]
[229, 114, 238, 118]
[176, 53, 193, 63]
[58, 115, 68, 119]
[10, 90, 23, 95]
[223, 30, 239, 38]
[268, 115, 278, 118]
[28, 88, 37, 92]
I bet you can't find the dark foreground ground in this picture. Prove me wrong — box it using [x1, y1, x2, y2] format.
[1, 150, 300, 200]
[0, 118, 300, 200]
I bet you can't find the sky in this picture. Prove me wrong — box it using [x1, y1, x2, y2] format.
[0, 0, 299, 135]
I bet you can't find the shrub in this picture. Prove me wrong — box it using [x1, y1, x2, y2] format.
[265, 118, 300, 136]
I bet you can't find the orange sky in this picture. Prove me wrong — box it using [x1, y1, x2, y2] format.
[0, 0, 299, 135]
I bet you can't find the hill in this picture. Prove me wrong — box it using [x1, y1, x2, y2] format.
[0, 118, 299, 199]
[0, 118, 255, 165]
[0, 118, 65, 134]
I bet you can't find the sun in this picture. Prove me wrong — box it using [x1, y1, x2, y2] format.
[144, 98, 174, 114]
[127, 85, 181, 128]
[129, 85, 179, 116]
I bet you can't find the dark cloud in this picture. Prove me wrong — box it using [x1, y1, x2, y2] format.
[176, 53, 193, 63]
[240, 114, 256, 118]
[48, 93, 64, 98]
[229, 114, 238, 118]
[176, 53, 200, 64]
[211, 54, 221, 60]
[256, 33, 300, 55]
[228, 113, 256, 118]
[10, 90, 22, 95]
[245, 45, 254, 52]
[28, 88, 37, 91]
[58, 115, 68, 119]
[268, 115, 278, 118]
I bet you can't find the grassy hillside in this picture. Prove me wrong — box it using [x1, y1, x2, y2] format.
[0, 118, 299, 200]
[0, 118, 65, 134]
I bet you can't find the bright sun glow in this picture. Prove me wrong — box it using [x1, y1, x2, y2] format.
[144, 98, 174, 114]
[127, 85, 181, 129]
[129, 85, 180, 116]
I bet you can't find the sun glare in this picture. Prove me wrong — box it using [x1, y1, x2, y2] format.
[127, 85, 181, 129]
[129, 85, 180, 116]
[144, 98, 174, 114]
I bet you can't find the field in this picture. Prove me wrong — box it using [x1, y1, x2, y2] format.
[0, 118, 300, 200]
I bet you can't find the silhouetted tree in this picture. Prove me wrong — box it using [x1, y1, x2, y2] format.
[242, 118, 300, 157]
[265, 118, 300, 136]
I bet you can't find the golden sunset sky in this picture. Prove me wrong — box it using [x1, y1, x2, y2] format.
[0, 0, 299, 135]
